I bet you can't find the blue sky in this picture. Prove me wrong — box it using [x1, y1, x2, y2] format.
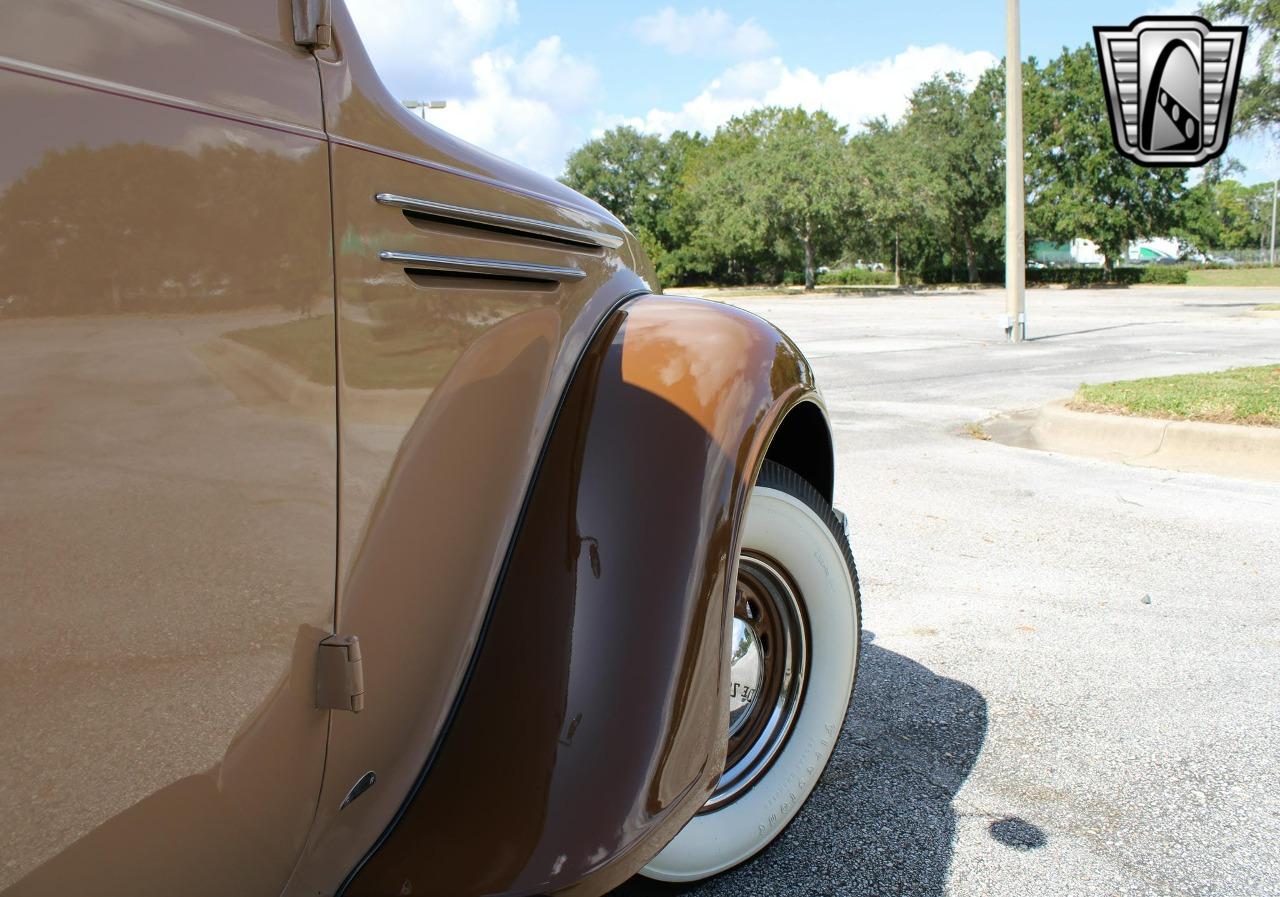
[349, 0, 1277, 181]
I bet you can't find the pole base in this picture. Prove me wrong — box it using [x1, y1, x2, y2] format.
[999, 313, 1027, 342]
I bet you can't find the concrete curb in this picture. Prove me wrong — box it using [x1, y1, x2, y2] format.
[988, 400, 1280, 483]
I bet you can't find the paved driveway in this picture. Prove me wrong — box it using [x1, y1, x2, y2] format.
[616, 287, 1280, 897]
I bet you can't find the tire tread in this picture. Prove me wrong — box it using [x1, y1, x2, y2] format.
[756, 459, 862, 619]
[754, 459, 862, 783]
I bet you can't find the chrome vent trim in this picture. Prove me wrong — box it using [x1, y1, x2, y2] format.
[379, 251, 586, 283]
[375, 193, 623, 249]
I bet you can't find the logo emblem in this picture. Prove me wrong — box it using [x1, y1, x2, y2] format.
[1094, 16, 1247, 167]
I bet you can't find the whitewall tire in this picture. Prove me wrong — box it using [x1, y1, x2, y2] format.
[641, 461, 861, 882]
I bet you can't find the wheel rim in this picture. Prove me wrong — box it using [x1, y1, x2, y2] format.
[704, 552, 809, 812]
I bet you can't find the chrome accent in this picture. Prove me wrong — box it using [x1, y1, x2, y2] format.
[727, 618, 763, 735]
[379, 251, 586, 283]
[375, 193, 624, 249]
[339, 771, 376, 811]
[704, 554, 809, 812]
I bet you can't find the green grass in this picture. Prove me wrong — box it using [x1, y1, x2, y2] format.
[1185, 267, 1280, 287]
[1256, 303, 1280, 311]
[227, 314, 462, 390]
[1072, 365, 1280, 427]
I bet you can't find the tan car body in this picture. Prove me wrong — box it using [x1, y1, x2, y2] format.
[0, 2, 835, 895]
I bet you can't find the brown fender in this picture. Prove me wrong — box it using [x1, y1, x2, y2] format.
[342, 295, 826, 897]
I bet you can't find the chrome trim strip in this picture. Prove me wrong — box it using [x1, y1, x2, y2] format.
[379, 251, 586, 282]
[375, 193, 624, 249]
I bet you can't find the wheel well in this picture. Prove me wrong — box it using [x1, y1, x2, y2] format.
[762, 400, 833, 503]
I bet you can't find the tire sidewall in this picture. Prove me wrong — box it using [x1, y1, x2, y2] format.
[641, 485, 859, 882]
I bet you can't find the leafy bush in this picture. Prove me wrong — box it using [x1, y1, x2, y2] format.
[1018, 266, 1188, 286]
[817, 267, 896, 286]
[1137, 265, 1189, 284]
[919, 266, 1004, 284]
[1024, 267, 1133, 285]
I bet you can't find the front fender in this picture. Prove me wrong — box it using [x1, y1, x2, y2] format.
[343, 295, 819, 897]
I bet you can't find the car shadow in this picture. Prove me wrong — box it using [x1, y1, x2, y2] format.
[611, 634, 995, 896]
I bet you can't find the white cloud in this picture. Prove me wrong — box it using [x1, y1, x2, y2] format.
[634, 7, 774, 59]
[513, 36, 599, 109]
[346, 0, 519, 96]
[428, 39, 597, 175]
[610, 44, 998, 138]
[347, 3, 992, 177]
[350, 0, 597, 175]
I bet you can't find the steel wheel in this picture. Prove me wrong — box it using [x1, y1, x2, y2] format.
[642, 460, 860, 882]
[707, 554, 809, 811]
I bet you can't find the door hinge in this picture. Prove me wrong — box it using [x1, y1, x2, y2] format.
[317, 634, 365, 712]
[292, 0, 333, 50]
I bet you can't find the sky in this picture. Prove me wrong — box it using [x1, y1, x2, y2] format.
[347, 0, 1278, 182]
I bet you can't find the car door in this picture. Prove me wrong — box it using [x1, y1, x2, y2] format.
[0, 2, 336, 895]
[275, 4, 653, 890]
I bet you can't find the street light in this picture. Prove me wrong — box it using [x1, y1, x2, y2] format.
[1004, 0, 1027, 342]
[402, 99, 447, 120]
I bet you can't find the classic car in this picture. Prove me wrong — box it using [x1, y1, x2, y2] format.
[0, 1, 862, 894]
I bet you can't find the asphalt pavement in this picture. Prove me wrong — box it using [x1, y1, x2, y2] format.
[614, 287, 1280, 897]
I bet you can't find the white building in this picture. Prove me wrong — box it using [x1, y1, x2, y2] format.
[1051, 237, 1180, 266]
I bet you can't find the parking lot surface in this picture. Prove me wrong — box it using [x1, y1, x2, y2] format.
[615, 287, 1280, 897]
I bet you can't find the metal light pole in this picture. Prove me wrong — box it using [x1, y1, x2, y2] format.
[1270, 178, 1277, 266]
[1004, 0, 1026, 342]
[403, 99, 447, 120]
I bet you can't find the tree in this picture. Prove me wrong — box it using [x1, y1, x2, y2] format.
[1181, 173, 1276, 251]
[902, 70, 1006, 281]
[561, 126, 666, 232]
[1176, 157, 1244, 249]
[850, 121, 931, 285]
[684, 110, 778, 284]
[1217, 179, 1275, 249]
[1202, 1, 1280, 139]
[633, 130, 707, 286]
[1025, 47, 1188, 273]
[561, 126, 707, 287]
[694, 107, 856, 290]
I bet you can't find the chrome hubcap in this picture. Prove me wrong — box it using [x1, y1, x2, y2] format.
[727, 618, 763, 733]
[705, 553, 809, 812]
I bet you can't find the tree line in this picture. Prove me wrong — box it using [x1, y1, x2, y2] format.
[561, 6, 1279, 290]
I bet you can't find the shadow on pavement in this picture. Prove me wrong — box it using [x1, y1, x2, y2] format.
[612, 634, 995, 896]
[1180, 302, 1261, 308]
[1028, 321, 1175, 341]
